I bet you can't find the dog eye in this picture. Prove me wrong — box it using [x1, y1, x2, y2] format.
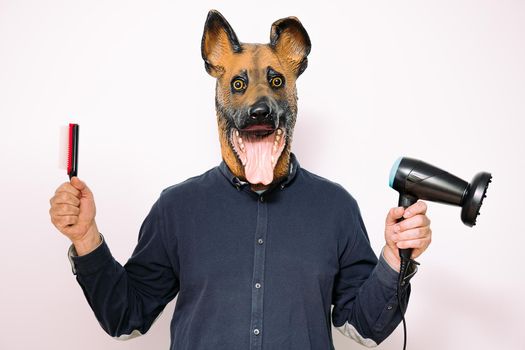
[232, 79, 246, 92]
[270, 77, 284, 88]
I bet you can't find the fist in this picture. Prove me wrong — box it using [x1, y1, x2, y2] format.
[383, 201, 432, 271]
[49, 177, 99, 250]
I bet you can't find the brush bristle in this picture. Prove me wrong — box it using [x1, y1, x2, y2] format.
[67, 123, 74, 175]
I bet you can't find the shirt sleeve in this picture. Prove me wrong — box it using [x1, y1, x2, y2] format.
[68, 195, 180, 340]
[331, 199, 415, 347]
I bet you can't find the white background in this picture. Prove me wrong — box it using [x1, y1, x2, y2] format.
[1, 0, 524, 349]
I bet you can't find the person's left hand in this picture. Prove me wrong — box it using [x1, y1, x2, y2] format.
[382, 201, 432, 271]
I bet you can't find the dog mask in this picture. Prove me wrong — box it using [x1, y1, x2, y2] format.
[201, 10, 311, 188]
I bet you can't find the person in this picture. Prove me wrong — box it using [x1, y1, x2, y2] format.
[49, 10, 432, 350]
[49, 163, 430, 349]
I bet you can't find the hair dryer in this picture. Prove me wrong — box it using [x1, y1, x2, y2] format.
[389, 156, 492, 261]
[388, 157, 492, 350]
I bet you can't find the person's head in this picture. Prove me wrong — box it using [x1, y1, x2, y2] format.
[201, 10, 311, 187]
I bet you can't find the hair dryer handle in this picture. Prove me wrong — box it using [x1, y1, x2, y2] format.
[397, 194, 418, 261]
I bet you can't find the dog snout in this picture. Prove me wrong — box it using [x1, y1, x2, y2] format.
[239, 100, 279, 130]
[248, 101, 272, 123]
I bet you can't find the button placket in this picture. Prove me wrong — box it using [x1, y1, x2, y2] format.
[249, 197, 268, 350]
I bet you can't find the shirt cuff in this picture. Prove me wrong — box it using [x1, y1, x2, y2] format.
[67, 233, 110, 275]
[375, 249, 401, 288]
[380, 247, 401, 274]
[376, 248, 418, 288]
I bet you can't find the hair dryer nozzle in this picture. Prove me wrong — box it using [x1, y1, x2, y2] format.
[461, 172, 492, 227]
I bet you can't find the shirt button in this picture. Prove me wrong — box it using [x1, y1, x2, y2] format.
[253, 328, 260, 335]
[257, 238, 264, 245]
[259, 196, 264, 202]
[255, 283, 261, 289]
[387, 305, 393, 310]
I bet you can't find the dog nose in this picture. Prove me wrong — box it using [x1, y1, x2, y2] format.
[248, 102, 271, 123]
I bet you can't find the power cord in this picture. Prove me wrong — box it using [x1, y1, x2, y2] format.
[397, 257, 419, 350]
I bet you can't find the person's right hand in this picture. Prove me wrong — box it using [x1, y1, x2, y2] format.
[49, 177, 101, 255]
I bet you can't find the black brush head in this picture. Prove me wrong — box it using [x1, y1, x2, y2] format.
[461, 172, 492, 227]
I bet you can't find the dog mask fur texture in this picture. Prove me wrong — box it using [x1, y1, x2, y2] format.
[201, 10, 311, 189]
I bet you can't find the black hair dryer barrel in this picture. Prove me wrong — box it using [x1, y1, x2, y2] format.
[389, 157, 492, 261]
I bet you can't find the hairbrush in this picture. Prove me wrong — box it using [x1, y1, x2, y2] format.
[67, 123, 79, 179]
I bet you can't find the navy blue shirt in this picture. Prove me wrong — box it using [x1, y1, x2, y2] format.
[69, 153, 412, 349]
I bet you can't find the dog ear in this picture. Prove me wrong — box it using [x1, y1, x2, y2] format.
[201, 10, 242, 77]
[270, 17, 311, 77]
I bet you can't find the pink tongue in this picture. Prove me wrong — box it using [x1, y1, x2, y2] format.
[243, 136, 275, 185]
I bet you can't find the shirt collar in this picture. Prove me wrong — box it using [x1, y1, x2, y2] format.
[218, 152, 300, 191]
